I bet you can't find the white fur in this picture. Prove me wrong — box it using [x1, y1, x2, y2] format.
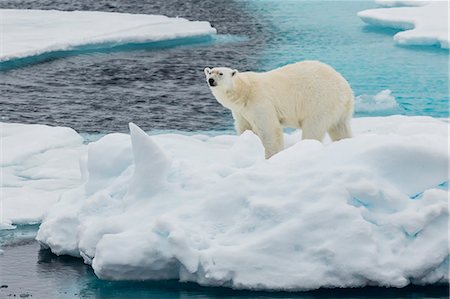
[204, 61, 354, 158]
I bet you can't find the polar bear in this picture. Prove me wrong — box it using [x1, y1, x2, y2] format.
[204, 61, 354, 158]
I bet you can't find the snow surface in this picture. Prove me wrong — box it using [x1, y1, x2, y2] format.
[358, 1, 449, 49]
[1, 123, 85, 228]
[0, 9, 216, 62]
[33, 116, 449, 290]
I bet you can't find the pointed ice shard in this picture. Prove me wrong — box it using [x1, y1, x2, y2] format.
[128, 123, 171, 197]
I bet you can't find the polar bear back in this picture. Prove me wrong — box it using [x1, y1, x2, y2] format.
[238, 60, 354, 128]
[206, 60, 354, 158]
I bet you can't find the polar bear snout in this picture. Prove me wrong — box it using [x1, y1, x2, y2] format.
[204, 66, 237, 91]
[208, 78, 216, 87]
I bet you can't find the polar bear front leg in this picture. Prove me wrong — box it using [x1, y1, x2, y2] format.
[259, 126, 284, 159]
[246, 107, 284, 159]
[232, 111, 252, 134]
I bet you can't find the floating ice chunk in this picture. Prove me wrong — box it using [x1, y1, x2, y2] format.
[358, 1, 449, 49]
[0, 9, 216, 62]
[1, 123, 85, 228]
[1, 123, 82, 166]
[0, 220, 15, 230]
[36, 117, 449, 290]
[355, 89, 400, 113]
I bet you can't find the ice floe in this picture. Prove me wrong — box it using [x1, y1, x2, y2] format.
[358, 1, 449, 49]
[355, 89, 400, 113]
[0, 9, 216, 62]
[30, 116, 449, 290]
[1, 123, 85, 227]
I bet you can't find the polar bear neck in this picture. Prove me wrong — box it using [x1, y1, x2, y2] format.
[216, 73, 252, 111]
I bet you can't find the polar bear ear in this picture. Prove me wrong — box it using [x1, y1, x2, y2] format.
[231, 69, 238, 77]
[204, 67, 211, 76]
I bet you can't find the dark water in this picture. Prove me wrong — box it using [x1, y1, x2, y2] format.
[1, 0, 448, 134]
[0, 0, 268, 133]
[0, 227, 448, 299]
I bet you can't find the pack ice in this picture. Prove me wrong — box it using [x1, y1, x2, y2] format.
[31, 116, 449, 290]
[0, 9, 216, 62]
[358, 0, 449, 49]
[1, 123, 85, 229]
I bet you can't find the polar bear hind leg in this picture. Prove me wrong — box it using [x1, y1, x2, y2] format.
[328, 117, 352, 141]
[301, 118, 329, 141]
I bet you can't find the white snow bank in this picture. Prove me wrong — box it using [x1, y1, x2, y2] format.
[355, 89, 400, 113]
[1, 123, 85, 227]
[36, 116, 449, 290]
[358, 1, 449, 49]
[0, 9, 216, 62]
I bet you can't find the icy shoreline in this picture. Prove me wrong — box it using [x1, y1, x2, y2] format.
[0, 9, 216, 62]
[358, 1, 449, 49]
[2, 116, 446, 290]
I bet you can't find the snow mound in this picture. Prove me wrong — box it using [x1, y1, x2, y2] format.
[358, 1, 449, 49]
[0, 9, 216, 62]
[1, 123, 85, 227]
[355, 89, 400, 113]
[36, 116, 449, 290]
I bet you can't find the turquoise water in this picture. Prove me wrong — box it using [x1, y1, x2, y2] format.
[249, 0, 449, 117]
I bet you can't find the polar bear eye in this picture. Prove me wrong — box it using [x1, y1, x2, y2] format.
[219, 73, 223, 76]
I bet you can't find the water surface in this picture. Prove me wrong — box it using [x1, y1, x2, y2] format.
[0, 226, 448, 299]
[1, 0, 448, 134]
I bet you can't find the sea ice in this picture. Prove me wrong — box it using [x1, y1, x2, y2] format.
[1, 123, 85, 226]
[355, 89, 400, 113]
[35, 116, 449, 290]
[358, 1, 449, 49]
[0, 9, 216, 62]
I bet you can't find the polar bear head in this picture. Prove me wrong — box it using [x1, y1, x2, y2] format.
[204, 67, 238, 91]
